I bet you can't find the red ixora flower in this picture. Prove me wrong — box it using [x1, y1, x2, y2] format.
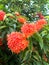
[0, 10, 6, 21]
[17, 17, 27, 23]
[35, 19, 47, 31]
[21, 23, 36, 38]
[0, 38, 2, 46]
[7, 32, 29, 54]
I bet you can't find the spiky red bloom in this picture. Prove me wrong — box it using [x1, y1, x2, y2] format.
[0, 38, 2, 46]
[21, 23, 36, 38]
[0, 10, 6, 21]
[7, 32, 29, 54]
[35, 19, 47, 31]
[17, 17, 26, 23]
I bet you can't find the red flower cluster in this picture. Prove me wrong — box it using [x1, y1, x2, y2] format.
[35, 19, 47, 31]
[7, 19, 47, 54]
[0, 10, 6, 21]
[0, 38, 2, 46]
[21, 19, 47, 38]
[17, 17, 27, 23]
[7, 32, 29, 54]
[21, 23, 36, 38]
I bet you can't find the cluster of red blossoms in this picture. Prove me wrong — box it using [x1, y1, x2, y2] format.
[21, 23, 36, 38]
[35, 19, 47, 31]
[0, 10, 47, 54]
[7, 19, 47, 54]
[21, 19, 47, 38]
[7, 32, 29, 54]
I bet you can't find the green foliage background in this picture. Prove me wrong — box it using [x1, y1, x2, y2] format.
[0, 0, 49, 65]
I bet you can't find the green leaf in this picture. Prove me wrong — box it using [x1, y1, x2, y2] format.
[33, 60, 42, 65]
[34, 33, 44, 49]
[0, 4, 4, 9]
[22, 50, 32, 63]
[46, 34, 49, 40]
[43, 61, 49, 65]
[28, 37, 33, 51]
[6, 13, 14, 17]
[21, 63, 25, 65]
[0, 26, 6, 30]
[33, 51, 41, 61]
[41, 30, 47, 37]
